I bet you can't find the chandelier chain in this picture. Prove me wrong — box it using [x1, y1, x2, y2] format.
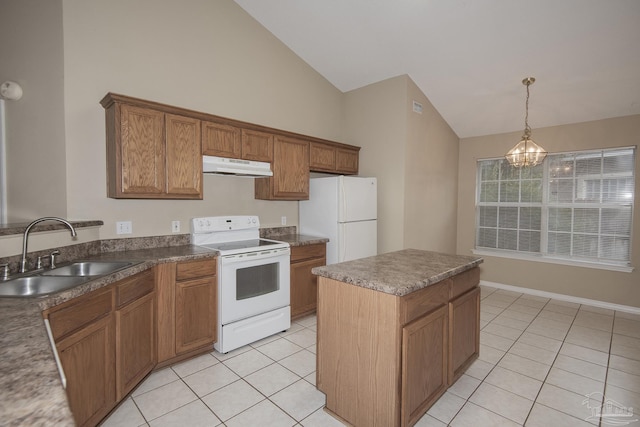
[523, 80, 531, 139]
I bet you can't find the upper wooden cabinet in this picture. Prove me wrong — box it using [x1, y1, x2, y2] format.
[241, 129, 273, 162]
[310, 142, 360, 175]
[202, 121, 241, 159]
[255, 136, 310, 200]
[101, 92, 360, 201]
[101, 93, 202, 199]
[201, 123, 273, 162]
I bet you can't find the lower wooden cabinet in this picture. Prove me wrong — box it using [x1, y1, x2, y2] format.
[401, 305, 448, 427]
[290, 243, 326, 319]
[44, 270, 156, 427]
[448, 287, 480, 384]
[156, 258, 217, 366]
[317, 267, 480, 427]
[176, 276, 217, 354]
[116, 292, 156, 400]
[45, 287, 116, 427]
[56, 313, 115, 427]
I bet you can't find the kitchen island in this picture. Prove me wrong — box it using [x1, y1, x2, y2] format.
[312, 249, 483, 427]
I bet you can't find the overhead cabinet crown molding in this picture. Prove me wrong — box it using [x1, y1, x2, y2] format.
[100, 93, 360, 200]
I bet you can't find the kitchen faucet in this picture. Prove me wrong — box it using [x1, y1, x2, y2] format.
[20, 217, 77, 273]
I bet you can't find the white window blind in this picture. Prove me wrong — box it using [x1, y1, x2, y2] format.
[476, 147, 635, 267]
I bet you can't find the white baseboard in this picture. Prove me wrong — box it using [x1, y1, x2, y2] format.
[480, 280, 640, 315]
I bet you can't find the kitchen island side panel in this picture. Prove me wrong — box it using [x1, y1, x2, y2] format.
[317, 276, 402, 427]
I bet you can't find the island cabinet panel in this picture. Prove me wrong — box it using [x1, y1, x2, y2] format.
[448, 287, 480, 384]
[317, 277, 401, 427]
[316, 265, 481, 427]
[401, 305, 448, 427]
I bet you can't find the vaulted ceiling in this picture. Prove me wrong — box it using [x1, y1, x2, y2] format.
[234, 0, 640, 138]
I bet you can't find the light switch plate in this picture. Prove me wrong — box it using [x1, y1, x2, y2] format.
[116, 221, 132, 235]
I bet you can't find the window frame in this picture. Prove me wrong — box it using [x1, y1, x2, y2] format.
[473, 146, 636, 273]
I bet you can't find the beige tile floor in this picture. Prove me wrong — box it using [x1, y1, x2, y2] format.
[100, 286, 640, 426]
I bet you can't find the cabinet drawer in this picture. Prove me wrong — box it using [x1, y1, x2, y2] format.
[48, 287, 114, 341]
[291, 243, 326, 263]
[400, 280, 449, 326]
[450, 268, 480, 299]
[176, 258, 216, 281]
[116, 270, 155, 308]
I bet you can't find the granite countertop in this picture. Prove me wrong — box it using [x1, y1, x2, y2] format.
[312, 248, 483, 297]
[0, 245, 217, 427]
[273, 233, 329, 247]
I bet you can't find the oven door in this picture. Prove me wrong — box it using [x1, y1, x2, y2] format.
[218, 247, 290, 325]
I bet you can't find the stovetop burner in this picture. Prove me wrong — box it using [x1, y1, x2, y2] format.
[202, 239, 282, 252]
[191, 215, 289, 256]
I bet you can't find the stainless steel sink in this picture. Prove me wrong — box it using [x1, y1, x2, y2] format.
[41, 261, 133, 277]
[0, 276, 89, 298]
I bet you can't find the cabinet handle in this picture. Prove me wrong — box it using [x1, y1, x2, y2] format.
[43, 318, 67, 389]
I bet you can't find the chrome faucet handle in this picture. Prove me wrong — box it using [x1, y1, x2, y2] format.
[50, 250, 61, 269]
[36, 256, 44, 270]
[0, 264, 9, 280]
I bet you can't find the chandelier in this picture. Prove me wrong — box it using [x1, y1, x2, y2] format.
[505, 77, 547, 167]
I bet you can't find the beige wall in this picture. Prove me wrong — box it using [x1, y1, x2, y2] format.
[61, 0, 343, 238]
[1, 0, 343, 239]
[404, 78, 459, 253]
[343, 75, 459, 255]
[458, 115, 640, 307]
[343, 76, 407, 254]
[0, 0, 67, 221]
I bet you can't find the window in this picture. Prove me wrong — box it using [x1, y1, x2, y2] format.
[476, 147, 635, 268]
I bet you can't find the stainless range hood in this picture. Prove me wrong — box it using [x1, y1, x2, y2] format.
[202, 155, 273, 177]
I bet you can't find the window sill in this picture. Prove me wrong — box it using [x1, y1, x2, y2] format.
[472, 249, 634, 273]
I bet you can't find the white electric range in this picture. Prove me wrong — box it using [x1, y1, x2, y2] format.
[191, 215, 291, 353]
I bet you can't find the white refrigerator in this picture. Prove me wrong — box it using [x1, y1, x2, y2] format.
[299, 176, 377, 265]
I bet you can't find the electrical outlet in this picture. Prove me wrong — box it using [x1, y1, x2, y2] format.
[116, 221, 132, 235]
[281, 216, 287, 225]
[172, 220, 181, 233]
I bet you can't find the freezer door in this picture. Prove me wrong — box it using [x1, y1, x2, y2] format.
[339, 176, 377, 222]
[338, 220, 377, 263]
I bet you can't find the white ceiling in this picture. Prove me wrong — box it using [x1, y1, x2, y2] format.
[233, 0, 640, 138]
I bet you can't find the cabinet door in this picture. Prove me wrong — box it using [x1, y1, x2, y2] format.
[401, 305, 448, 427]
[175, 276, 217, 354]
[242, 129, 273, 162]
[255, 136, 309, 200]
[202, 121, 241, 158]
[290, 256, 325, 319]
[448, 287, 480, 384]
[165, 113, 202, 198]
[57, 314, 115, 427]
[118, 104, 165, 196]
[116, 292, 156, 400]
[309, 142, 336, 172]
[336, 147, 359, 174]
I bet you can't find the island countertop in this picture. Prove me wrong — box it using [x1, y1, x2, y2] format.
[312, 248, 483, 297]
